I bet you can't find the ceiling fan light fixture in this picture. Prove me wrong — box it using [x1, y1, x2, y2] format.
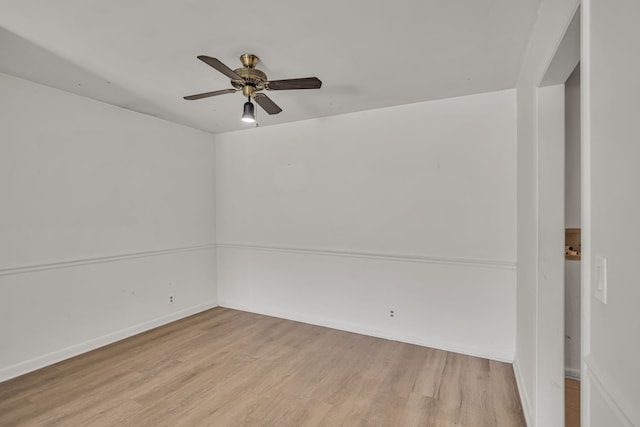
[241, 98, 255, 123]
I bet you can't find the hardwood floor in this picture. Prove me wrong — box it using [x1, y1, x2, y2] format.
[0, 308, 525, 426]
[565, 378, 580, 427]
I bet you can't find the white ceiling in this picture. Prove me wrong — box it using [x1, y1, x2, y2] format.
[0, 0, 541, 134]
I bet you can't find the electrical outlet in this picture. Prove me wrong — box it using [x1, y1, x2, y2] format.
[168, 294, 174, 305]
[389, 309, 395, 318]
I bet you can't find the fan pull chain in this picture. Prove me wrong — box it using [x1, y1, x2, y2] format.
[254, 97, 259, 127]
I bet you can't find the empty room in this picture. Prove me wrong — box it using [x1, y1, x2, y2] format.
[1, 0, 638, 426]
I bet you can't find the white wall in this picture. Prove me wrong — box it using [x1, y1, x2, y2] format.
[216, 90, 518, 361]
[565, 66, 582, 231]
[564, 65, 581, 379]
[514, 0, 581, 425]
[516, 0, 640, 425]
[584, 0, 640, 424]
[0, 73, 217, 381]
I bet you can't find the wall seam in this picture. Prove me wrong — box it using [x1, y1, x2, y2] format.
[216, 242, 516, 271]
[0, 244, 217, 277]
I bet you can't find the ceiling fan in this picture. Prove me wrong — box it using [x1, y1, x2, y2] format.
[183, 54, 322, 122]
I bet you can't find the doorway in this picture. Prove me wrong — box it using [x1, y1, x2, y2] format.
[564, 64, 581, 427]
[536, 6, 581, 426]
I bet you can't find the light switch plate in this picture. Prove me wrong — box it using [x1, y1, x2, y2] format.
[595, 256, 607, 304]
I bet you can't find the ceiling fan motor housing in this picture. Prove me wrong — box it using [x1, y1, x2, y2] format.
[232, 67, 267, 93]
[232, 54, 267, 96]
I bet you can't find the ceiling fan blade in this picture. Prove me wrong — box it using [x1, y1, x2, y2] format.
[254, 93, 283, 115]
[197, 56, 243, 80]
[183, 88, 237, 100]
[267, 77, 322, 90]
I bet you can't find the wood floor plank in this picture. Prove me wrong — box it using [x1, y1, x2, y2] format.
[565, 378, 580, 427]
[0, 307, 525, 426]
[412, 347, 448, 398]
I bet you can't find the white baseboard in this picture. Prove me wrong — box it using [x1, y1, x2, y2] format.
[0, 301, 217, 382]
[219, 300, 514, 363]
[513, 358, 533, 427]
